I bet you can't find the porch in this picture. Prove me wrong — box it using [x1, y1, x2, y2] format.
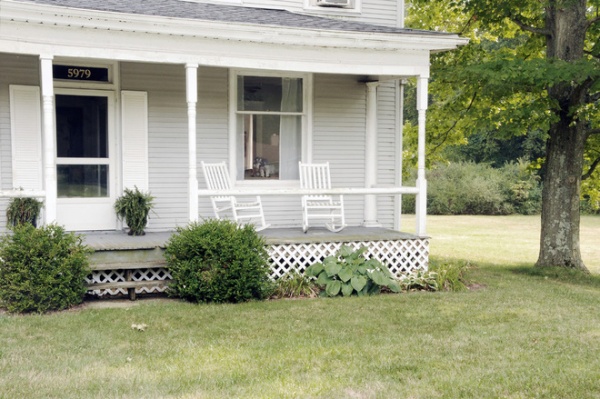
[84, 226, 429, 299]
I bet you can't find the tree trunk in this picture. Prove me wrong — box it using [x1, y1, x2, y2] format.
[536, 0, 589, 271]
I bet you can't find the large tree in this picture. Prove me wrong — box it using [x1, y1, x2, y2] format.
[407, 0, 600, 271]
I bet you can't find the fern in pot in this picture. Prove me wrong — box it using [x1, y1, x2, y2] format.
[6, 196, 44, 228]
[114, 187, 154, 236]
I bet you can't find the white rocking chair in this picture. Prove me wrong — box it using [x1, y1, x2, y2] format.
[201, 161, 269, 232]
[299, 161, 346, 233]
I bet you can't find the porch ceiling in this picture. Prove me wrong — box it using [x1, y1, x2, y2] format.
[0, 0, 468, 76]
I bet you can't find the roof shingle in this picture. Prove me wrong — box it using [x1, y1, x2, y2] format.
[18, 0, 450, 36]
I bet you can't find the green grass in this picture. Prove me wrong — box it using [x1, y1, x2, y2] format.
[1, 215, 600, 398]
[403, 214, 600, 273]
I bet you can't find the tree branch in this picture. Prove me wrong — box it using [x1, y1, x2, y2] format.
[584, 50, 600, 60]
[509, 14, 552, 36]
[582, 155, 600, 180]
[427, 90, 478, 157]
[587, 15, 600, 31]
[587, 128, 600, 136]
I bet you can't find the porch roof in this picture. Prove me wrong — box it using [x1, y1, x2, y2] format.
[0, 0, 468, 76]
[19, 0, 443, 36]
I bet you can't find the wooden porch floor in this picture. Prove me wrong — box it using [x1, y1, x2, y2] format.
[82, 226, 422, 251]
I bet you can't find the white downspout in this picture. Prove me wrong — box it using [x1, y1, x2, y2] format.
[394, 79, 405, 231]
[415, 76, 428, 237]
[363, 81, 381, 227]
[186, 63, 199, 222]
[40, 55, 56, 225]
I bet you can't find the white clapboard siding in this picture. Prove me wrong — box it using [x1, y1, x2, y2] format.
[121, 62, 189, 230]
[121, 91, 149, 191]
[9, 85, 43, 191]
[313, 73, 367, 226]
[0, 55, 39, 234]
[376, 80, 399, 228]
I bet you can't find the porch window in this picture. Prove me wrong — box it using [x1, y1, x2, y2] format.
[236, 76, 303, 181]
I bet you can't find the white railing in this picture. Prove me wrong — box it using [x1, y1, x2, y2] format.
[197, 186, 419, 197]
[0, 190, 45, 198]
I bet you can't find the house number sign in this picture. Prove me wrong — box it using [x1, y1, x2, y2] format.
[53, 65, 109, 82]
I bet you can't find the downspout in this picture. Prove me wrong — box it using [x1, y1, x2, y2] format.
[363, 81, 381, 227]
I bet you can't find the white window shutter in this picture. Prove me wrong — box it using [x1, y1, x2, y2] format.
[9, 85, 43, 190]
[121, 91, 149, 191]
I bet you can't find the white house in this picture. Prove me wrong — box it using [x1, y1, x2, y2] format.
[0, 0, 467, 237]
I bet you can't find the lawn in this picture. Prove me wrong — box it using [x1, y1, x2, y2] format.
[1, 215, 600, 398]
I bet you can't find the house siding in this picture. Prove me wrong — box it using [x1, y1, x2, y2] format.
[121, 62, 190, 231]
[376, 80, 400, 228]
[0, 54, 40, 231]
[313, 73, 367, 226]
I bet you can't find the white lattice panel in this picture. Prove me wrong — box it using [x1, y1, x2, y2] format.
[86, 267, 171, 297]
[267, 238, 429, 280]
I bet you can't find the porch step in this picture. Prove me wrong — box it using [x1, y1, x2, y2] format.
[87, 244, 171, 300]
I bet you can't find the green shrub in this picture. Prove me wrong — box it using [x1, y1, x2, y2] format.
[165, 219, 272, 303]
[0, 224, 91, 314]
[305, 246, 400, 297]
[272, 271, 319, 299]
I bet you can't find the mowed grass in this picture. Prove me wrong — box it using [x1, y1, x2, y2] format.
[1, 215, 600, 398]
[403, 214, 600, 273]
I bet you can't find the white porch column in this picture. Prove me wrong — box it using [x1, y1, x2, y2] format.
[415, 76, 429, 236]
[363, 81, 381, 227]
[40, 55, 56, 225]
[186, 63, 199, 222]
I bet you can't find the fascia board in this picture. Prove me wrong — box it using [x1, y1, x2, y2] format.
[1, 0, 469, 52]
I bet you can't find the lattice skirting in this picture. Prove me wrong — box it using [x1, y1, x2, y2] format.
[86, 238, 429, 296]
[86, 267, 171, 297]
[267, 238, 430, 280]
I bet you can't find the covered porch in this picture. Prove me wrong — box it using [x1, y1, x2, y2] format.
[84, 226, 429, 298]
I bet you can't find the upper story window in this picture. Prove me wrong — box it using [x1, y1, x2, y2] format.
[304, 0, 361, 13]
[236, 75, 304, 181]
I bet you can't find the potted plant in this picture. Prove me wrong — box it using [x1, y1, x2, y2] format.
[114, 186, 154, 236]
[6, 196, 43, 228]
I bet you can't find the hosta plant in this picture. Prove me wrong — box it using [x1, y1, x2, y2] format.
[398, 270, 439, 292]
[305, 245, 400, 297]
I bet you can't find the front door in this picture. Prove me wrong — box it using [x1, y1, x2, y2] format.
[55, 91, 116, 230]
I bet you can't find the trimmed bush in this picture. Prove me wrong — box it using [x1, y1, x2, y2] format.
[165, 219, 272, 303]
[0, 224, 91, 314]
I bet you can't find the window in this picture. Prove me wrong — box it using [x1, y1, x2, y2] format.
[304, 0, 361, 13]
[236, 75, 304, 181]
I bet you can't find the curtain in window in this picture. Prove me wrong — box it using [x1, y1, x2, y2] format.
[279, 78, 301, 179]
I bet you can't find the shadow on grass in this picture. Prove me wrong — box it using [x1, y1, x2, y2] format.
[510, 265, 600, 288]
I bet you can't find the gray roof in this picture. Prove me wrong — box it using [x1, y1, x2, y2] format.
[18, 0, 451, 36]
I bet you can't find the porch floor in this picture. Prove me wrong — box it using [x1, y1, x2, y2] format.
[82, 226, 422, 251]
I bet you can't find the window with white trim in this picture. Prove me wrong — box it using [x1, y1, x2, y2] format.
[236, 75, 304, 181]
